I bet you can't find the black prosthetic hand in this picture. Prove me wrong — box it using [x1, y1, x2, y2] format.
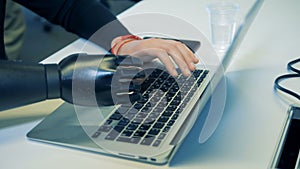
[0, 54, 144, 111]
[57, 53, 145, 106]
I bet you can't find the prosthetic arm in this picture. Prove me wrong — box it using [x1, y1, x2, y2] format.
[0, 53, 144, 111]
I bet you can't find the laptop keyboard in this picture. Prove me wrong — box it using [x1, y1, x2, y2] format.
[92, 68, 209, 147]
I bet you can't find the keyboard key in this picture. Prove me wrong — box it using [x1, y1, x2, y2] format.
[178, 74, 188, 81]
[121, 130, 133, 137]
[167, 120, 175, 126]
[149, 69, 162, 78]
[126, 123, 139, 130]
[117, 137, 141, 144]
[117, 107, 130, 114]
[98, 125, 112, 132]
[104, 119, 112, 125]
[123, 114, 135, 120]
[149, 85, 156, 91]
[180, 90, 189, 95]
[134, 130, 146, 137]
[109, 112, 123, 120]
[185, 93, 193, 102]
[163, 126, 171, 133]
[174, 95, 182, 101]
[144, 118, 156, 124]
[143, 77, 154, 84]
[169, 88, 178, 94]
[134, 103, 144, 110]
[153, 82, 161, 89]
[139, 124, 151, 131]
[158, 116, 169, 123]
[157, 100, 168, 108]
[150, 96, 161, 102]
[141, 106, 151, 113]
[92, 131, 101, 138]
[162, 110, 173, 117]
[193, 69, 203, 77]
[175, 109, 181, 115]
[185, 77, 197, 86]
[160, 84, 169, 92]
[156, 77, 165, 83]
[170, 100, 181, 106]
[197, 78, 203, 86]
[203, 70, 209, 75]
[158, 133, 166, 140]
[132, 118, 143, 124]
[181, 102, 187, 108]
[148, 112, 160, 119]
[114, 125, 125, 133]
[145, 102, 152, 107]
[172, 85, 180, 91]
[161, 72, 170, 79]
[164, 81, 173, 88]
[167, 90, 177, 97]
[149, 128, 160, 135]
[118, 118, 130, 126]
[137, 97, 148, 103]
[171, 114, 179, 120]
[153, 122, 165, 129]
[166, 76, 176, 83]
[166, 105, 177, 112]
[105, 130, 119, 140]
[191, 85, 197, 92]
[152, 140, 162, 147]
[128, 108, 138, 114]
[136, 113, 148, 119]
[181, 85, 191, 91]
[141, 136, 155, 146]
[153, 107, 164, 113]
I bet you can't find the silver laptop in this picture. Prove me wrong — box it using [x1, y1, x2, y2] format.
[27, 0, 264, 165]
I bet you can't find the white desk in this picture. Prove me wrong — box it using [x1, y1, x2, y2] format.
[1, 0, 300, 168]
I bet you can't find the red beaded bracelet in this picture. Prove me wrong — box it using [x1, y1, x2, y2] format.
[111, 35, 142, 55]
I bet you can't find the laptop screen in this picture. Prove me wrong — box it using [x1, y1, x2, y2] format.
[222, 0, 264, 71]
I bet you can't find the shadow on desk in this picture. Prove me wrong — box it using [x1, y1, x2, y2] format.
[169, 96, 213, 167]
[0, 115, 46, 129]
[0, 99, 63, 128]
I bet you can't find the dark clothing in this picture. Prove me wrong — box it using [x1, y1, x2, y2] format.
[0, 0, 133, 111]
[0, 0, 130, 60]
[0, 0, 6, 59]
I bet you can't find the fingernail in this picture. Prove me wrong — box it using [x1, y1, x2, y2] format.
[172, 70, 178, 77]
[185, 68, 191, 76]
[190, 63, 196, 70]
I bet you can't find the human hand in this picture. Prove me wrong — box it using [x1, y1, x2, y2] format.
[57, 53, 145, 106]
[111, 36, 199, 77]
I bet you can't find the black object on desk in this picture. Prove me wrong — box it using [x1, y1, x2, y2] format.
[271, 106, 300, 169]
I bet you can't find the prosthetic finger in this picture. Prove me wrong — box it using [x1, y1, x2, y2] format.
[111, 81, 141, 93]
[112, 92, 142, 105]
[116, 66, 143, 78]
[112, 66, 145, 105]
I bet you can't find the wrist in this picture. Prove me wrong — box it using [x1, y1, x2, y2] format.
[111, 35, 142, 55]
[44, 64, 61, 99]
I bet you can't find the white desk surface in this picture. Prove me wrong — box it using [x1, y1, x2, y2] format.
[1, 0, 300, 169]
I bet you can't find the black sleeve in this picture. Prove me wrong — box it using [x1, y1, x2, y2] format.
[13, 0, 131, 50]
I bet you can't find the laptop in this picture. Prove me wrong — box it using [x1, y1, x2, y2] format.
[27, 0, 264, 165]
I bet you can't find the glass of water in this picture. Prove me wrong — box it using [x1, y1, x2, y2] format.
[207, 2, 239, 53]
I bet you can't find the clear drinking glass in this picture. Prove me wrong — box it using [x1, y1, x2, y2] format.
[207, 2, 239, 53]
